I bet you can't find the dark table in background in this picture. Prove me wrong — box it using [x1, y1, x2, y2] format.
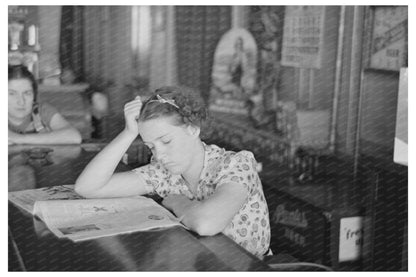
[8, 144, 270, 271]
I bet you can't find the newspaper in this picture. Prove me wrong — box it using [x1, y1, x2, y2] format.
[8, 185, 83, 214]
[9, 185, 184, 242]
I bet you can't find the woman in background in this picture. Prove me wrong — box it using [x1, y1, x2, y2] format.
[75, 86, 271, 258]
[8, 64, 82, 144]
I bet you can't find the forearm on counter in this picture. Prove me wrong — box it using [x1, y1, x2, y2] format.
[172, 200, 228, 236]
[75, 129, 137, 193]
[169, 184, 248, 236]
[16, 127, 82, 145]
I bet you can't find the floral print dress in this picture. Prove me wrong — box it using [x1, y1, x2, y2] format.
[132, 143, 271, 257]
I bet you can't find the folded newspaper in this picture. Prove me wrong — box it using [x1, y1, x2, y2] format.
[8, 185, 184, 242]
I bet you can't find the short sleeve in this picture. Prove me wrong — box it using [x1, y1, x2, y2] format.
[39, 103, 59, 127]
[216, 150, 258, 194]
[131, 157, 170, 195]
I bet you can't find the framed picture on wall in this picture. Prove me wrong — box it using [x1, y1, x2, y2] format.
[209, 28, 258, 116]
[367, 6, 407, 71]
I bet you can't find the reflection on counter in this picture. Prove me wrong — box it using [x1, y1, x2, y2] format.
[9, 164, 36, 192]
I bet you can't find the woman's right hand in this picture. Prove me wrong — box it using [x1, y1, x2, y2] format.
[123, 96, 143, 136]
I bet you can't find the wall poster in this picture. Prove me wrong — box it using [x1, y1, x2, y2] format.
[281, 6, 325, 69]
[369, 6, 407, 71]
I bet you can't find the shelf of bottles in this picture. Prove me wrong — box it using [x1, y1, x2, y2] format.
[8, 6, 40, 79]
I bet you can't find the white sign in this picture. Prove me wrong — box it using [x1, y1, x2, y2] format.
[339, 216, 363, 262]
[281, 6, 325, 68]
[394, 68, 408, 166]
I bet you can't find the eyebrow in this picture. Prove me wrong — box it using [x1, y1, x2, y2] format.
[8, 89, 33, 93]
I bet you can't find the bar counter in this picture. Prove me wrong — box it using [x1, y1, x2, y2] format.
[8, 144, 270, 271]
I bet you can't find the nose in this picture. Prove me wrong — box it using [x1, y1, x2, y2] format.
[16, 94, 26, 106]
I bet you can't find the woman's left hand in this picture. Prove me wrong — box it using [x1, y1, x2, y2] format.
[162, 194, 194, 215]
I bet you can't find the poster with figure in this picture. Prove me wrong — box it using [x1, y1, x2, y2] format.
[210, 28, 257, 115]
[281, 6, 325, 68]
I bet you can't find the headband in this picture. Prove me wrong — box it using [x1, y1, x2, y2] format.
[147, 94, 179, 109]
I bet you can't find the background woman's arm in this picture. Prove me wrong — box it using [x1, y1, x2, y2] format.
[8, 113, 82, 144]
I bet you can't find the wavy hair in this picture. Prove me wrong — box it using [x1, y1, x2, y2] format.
[139, 86, 208, 127]
[8, 64, 38, 102]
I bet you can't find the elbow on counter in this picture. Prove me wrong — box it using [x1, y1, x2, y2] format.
[74, 180, 94, 198]
[74, 133, 82, 144]
[191, 218, 224, 237]
[73, 182, 85, 197]
[70, 128, 82, 144]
